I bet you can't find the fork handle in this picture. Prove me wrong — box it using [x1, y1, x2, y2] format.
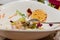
[42, 22, 60, 24]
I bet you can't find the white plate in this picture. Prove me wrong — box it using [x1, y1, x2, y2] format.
[0, 0, 32, 4]
[0, 1, 60, 31]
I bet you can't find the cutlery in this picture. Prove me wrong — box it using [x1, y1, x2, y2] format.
[29, 19, 60, 24]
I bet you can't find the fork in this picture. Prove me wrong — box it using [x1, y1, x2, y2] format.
[29, 19, 60, 24]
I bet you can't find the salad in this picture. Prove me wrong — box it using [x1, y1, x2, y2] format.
[9, 8, 48, 30]
[0, 8, 59, 30]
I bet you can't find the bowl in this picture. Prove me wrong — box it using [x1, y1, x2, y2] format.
[0, 1, 60, 40]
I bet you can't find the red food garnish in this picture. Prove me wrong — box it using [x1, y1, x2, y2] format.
[49, 0, 60, 6]
[10, 20, 13, 23]
[37, 22, 42, 28]
[49, 23, 53, 27]
[27, 8, 32, 17]
[54, 5, 59, 9]
[49, 0, 60, 9]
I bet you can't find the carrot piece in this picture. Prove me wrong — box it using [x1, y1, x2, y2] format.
[2, 13, 5, 18]
[8, 13, 17, 19]
[58, 6, 60, 10]
[0, 15, 1, 19]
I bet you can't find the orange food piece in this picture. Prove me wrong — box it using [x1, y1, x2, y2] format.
[0, 13, 5, 19]
[31, 9, 47, 22]
[58, 6, 60, 10]
[8, 13, 17, 19]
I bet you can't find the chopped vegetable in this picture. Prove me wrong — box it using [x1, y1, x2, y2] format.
[18, 17, 26, 22]
[10, 20, 14, 23]
[0, 14, 5, 19]
[16, 10, 26, 17]
[37, 22, 42, 28]
[31, 23, 36, 29]
[49, 23, 53, 27]
[10, 20, 15, 25]
[39, 27, 44, 30]
[37, 0, 45, 3]
[2, 13, 5, 18]
[27, 8, 32, 17]
[9, 13, 17, 19]
[48, 3, 55, 8]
